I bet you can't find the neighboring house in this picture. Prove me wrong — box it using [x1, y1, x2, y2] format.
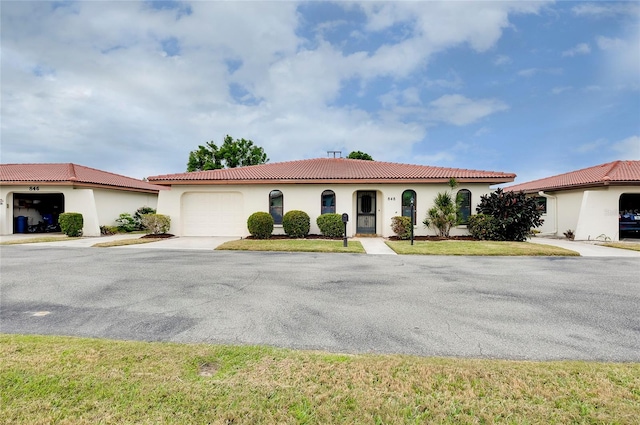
[147, 157, 515, 237]
[0, 163, 164, 236]
[505, 160, 640, 241]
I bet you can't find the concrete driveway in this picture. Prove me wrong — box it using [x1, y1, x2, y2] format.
[1, 246, 638, 361]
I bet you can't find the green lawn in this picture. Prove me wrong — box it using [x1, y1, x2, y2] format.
[1, 334, 638, 424]
[0, 235, 81, 245]
[92, 237, 164, 247]
[602, 242, 640, 252]
[387, 240, 580, 256]
[216, 238, 365, 253]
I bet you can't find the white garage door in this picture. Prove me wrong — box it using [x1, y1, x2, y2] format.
[181, 192, 244, 236]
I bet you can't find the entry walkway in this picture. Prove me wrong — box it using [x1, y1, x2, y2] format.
[528, 237, 640, 257]
[352, 237, 397, 255]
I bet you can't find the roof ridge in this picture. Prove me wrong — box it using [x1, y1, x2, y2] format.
[68, 163, 77, 181]
[602, 160, 620, 179]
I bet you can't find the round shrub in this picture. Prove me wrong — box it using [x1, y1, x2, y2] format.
[467, 214, 501, 240]
[134, 206, 156, 230]
[316, 213, 344, 238]
[116, 213, 136, 232]
[391, 216, 412, 240]
[247, 212, 274, 239]
[58, 212, 83, 237]
[282, 210, 310, 238]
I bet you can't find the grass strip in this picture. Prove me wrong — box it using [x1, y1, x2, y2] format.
[216, 239, 365, 253]
[92, 238, 164, 247]
[1, 334, 638, 424]
[601, 242, 640, 252]
[0, 235, 81, 245]
[386, 240, 580, 256]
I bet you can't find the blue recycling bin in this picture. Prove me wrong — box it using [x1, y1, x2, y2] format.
[16, 216, 28, 233]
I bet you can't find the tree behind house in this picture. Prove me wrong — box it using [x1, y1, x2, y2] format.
[187, 135, 268, 172]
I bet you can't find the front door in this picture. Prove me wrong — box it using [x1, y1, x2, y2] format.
[356, 191, 376, 234]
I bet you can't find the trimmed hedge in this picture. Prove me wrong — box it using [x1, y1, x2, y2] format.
[316, 213, 344, 238]
[58, 212, 83, 237]
[247, 212, 274, 239]
[282, 210, 310, 238]
[141, 214, 171, 235]
[391, 216, 412, 240]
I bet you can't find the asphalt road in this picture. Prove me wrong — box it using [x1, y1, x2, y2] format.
[1, 246, 639, 361]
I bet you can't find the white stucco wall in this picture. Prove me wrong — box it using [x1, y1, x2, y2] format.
[156, 182, 495, 237]
[533, 186, 640, 241]
[1, 185, 158, 237]
[93, 189, 158, 226]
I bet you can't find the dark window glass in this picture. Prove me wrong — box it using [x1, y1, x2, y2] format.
[361, 195, 372, 214]
[269, 190, 283, 224]
[402, 190, 417, 222]
[321, 190, 336, 214]
[457, 189, 471, 224]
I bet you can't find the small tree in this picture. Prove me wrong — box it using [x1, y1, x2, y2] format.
[347, 151, 374, 161]
[134, 206, 156, 230]
[423, 178, 459, 238]
[475, 188, 544, 241]
[116, 213, 136, 232]
[141, 214, 171, 235]
[391, 216, 412, 240]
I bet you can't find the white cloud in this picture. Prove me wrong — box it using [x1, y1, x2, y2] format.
[572, 3, 640, 18]
[562, 43, 591, 57]
[493, 55, 512, 66]
[596, 33, 640, 88]
[517, 68, 563, 77]
[576, 139, 607, 153]
[551, 86, 572, 95]
[612, 136, 640, 160]
[427, 95, 508, 126]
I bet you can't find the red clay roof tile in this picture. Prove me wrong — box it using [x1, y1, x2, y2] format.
[505, 160, 640, 193]
[147, 158, 515, 184]
[0, 163, 164, 192]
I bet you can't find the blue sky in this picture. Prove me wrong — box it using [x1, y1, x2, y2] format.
[1, 1, 638, 183]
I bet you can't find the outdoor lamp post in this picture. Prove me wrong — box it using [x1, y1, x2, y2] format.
[410, 197, 415, 245]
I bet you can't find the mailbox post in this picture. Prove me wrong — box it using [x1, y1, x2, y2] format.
[341, 213, 349, 247]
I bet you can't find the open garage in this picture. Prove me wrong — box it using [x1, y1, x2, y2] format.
[12, 192, 64, 233]
[619, 193, 640, 239]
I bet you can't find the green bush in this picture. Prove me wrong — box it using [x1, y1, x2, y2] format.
[467, 214, 501, 240]
[391, 216, 412, 240]
[475, 188, 544, 241]
[58, 212, 83, 237]
[100, 225, 118, 236]
[283, 210, 310, 238]
[116, 213, 137, 232]
[316, 213, 344, 238]
[141, 214, 171, 235]
[134, 206, 156, 230]
[247, 212, 274, 239]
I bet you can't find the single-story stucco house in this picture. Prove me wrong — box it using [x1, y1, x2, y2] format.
[0, 163, 164, 236]
[147, 157, 516, 238]
[505, 160, 640, 241]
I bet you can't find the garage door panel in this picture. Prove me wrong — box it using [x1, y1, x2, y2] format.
[181, 192, 244, 236]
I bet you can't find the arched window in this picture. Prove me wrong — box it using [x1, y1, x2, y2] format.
[269, 190, 283, 224]
[457, 189, 471, 224]
[321, 190, 336, 214]
[402, 190, 417, 223]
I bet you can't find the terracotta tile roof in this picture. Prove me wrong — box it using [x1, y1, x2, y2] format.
[0, 163, 164, 192]
[147, 158, 515, 185]
[505, 160, 640, 193]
